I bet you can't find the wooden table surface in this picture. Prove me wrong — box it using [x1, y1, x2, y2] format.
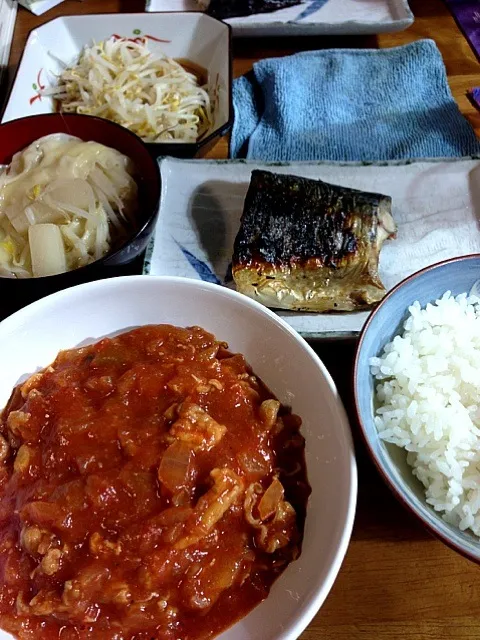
[6, 1, 480, 639]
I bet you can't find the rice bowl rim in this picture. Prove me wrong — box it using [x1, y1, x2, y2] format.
[353, 252, 480, 564]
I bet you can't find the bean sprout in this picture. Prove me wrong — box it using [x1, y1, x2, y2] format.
[43, 37, 213, 143]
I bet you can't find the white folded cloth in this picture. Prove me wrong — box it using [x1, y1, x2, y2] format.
[18, 0, 66, 15]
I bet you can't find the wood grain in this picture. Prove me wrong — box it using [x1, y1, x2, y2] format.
[5, 2, 480, 639]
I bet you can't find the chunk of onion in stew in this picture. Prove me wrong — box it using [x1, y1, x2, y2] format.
[158, 441, 193, 493]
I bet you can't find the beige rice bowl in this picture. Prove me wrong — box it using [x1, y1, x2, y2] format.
[370, 291, 480, 536]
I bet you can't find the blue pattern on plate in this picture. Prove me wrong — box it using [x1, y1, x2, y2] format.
[294, 0, 330, 22]
[174, 239, 221, 285]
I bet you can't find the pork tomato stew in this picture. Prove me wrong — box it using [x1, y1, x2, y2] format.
[0, 325, 310, 640]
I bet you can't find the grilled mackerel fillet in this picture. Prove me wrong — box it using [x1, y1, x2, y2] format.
[232, 170, 396, 313]
[196, 0, 303, 19]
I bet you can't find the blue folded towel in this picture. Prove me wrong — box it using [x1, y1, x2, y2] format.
[231, 40, 480, 161]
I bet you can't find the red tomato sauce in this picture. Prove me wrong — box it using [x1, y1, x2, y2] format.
[0, 325, 310, 640]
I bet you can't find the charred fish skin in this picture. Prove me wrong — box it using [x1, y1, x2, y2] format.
[200, 0, 303, 19]
[233, 169, 392, 270]
[232, 170, 396, 313]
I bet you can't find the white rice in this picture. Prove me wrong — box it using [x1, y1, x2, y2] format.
[370, 290, 480, 536]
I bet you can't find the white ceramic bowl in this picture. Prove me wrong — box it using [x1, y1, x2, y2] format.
[2, 12, 232, 157]
[0, 276, 357, 640]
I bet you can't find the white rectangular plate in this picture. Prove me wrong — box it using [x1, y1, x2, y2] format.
[146, 0, 413, 37]
[145, 157, 480, 338]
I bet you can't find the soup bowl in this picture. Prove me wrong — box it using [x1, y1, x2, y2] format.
[0, 113, 161, 319]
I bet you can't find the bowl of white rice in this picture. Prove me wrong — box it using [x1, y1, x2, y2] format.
[354, 254, 480, 561]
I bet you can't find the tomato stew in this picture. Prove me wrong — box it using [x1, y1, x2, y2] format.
[0, 325, 310, 640]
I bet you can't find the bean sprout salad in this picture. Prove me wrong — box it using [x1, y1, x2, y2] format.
[44, 37, 213, 143]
